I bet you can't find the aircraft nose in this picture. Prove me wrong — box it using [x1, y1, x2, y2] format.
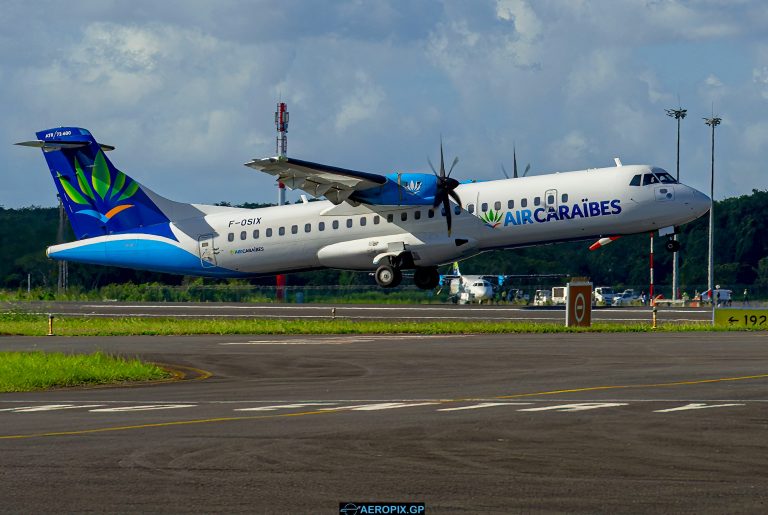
[690, 187, 711, 216]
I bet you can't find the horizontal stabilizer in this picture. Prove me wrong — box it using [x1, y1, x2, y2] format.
[16, 140, 115, 152]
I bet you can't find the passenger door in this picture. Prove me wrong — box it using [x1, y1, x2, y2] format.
[198, 234, 218, 268]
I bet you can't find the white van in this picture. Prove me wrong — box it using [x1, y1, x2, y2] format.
[594, 287, 616, 305]
[551, 286, 567, 305]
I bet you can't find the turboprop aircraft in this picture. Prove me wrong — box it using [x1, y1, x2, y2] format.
[17, 127, 711, 288]
[438, 262, 495, 304]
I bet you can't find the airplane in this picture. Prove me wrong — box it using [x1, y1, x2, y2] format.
[16, 126, 711, 289]
[438, 262, 495, 304]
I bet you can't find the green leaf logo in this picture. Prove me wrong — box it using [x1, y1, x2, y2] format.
[480, 209, 503, 228]
[91, 150, 111, 199]
[74, 157, 96, 201]
[57, 173, 90, 205]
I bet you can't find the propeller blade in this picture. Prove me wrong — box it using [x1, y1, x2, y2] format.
[447, 156, 459, 177]
[428, 158, 438, 177]
[523, 163, 531, 177]
[432, 190, 444, 208]
[513, 145, 518, 178]
[501, 164, 510, 179]
[439, 142, 446, 178]
[443, 196, 452, 236]
[448, 188, 462, 208]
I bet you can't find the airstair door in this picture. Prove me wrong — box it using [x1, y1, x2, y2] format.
[198, 234, 217, 268]
[544, 189, 558, 213]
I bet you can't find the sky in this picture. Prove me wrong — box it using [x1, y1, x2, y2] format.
[1, 0, 767, 208]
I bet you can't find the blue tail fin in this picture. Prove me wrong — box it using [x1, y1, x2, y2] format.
[20, 127, 174, 240]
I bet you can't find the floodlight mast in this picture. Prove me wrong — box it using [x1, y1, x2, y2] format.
[665, 107, 687, 300]
[704, 115, 721, 303]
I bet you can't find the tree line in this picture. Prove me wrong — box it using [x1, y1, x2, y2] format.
[2, 190, 768, 297]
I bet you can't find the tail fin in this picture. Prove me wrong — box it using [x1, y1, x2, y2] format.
[452, 261, 461, 276]
[18, 127, 173, 240]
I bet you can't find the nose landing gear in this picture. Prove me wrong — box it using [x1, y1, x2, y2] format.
[375, 264, 402, 288]
[665, 238, 681, 253]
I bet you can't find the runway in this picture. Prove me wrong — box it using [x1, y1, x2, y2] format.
[1, 332, 767, 513]
[5, 300, 713, 323]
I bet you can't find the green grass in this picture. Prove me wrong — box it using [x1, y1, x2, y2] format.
[0, 351, 170, 392]
[0, 312, 745, 336]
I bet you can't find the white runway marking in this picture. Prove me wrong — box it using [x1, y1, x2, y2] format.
[321, 402, 439, 411]
[518, 402, 628, 412]
[234, 403, 336, 411]
[438, 402, 531, 411]
[89, 404, 196, 412]
[0, 404, 104, 412]
[219, 335, 466, 345]
[654, 403, 745, 413]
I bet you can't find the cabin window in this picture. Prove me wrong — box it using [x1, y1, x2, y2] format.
[346, 218, 353, 228]
[494, 201, 501, 210]
[266, 228, 273, 237]
[415, 210, 421, 220]
[468, 204, 475, 213]
[387, 213, 394, 223]
[428, 209, 435, 218]
[291, 225, 298, 234]
[319, 222, 325, 231]
[561, 193, 569, 202]
[373, 216, 380, 225]
[279, 227, 285, 236]
[534, 197, 541, 206]
[507, 200, 514, 209]
[240, 231, 247, 240]
[481, 202, 488, 212]
[630, 174, 641, 186]
[332, 220, 339, 229]
[253, 230, 259, 239]
[521, 198, 528, 208]
[228, 233, 234, 242]
[454, 205, 461, 215]
[401, 212, 408, 222]
[304, 223, 311, 233]
[360, 217, 367, 227]
[440, 206, 446, 216]
[643, 173, 660, 186]
[547, 194, 555, 205]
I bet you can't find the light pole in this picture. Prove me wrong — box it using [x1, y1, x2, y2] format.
[704, 115, 721, 303]
[665, 107, 686, 300]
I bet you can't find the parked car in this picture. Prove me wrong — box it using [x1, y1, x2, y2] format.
[533, 289, 552, 306]
[613, 289, 639, 306]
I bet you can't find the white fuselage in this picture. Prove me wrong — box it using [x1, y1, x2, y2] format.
[47, 164, 710, 277]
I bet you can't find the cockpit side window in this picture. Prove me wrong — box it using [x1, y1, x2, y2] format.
[642, 173, 660, 186]
[630, 174, 641, 186]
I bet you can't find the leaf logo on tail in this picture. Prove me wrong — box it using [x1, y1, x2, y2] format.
[57, 150, 138, 222]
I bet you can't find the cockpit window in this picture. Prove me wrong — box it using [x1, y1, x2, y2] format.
[642, 173, 660, 186]
[655, 172, 677, 184]
[630, 174, 641, 186]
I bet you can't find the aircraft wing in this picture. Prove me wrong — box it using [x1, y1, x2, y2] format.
[245, 156, 387, 205]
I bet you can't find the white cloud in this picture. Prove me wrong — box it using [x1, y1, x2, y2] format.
[334, 71, 386, 132]
[550, 131, 590, 162]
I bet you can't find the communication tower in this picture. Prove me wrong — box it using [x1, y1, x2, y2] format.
[275, 102, 289, 206]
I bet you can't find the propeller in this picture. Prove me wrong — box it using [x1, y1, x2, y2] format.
[501, 144, 531, 179]
[428, 140, 462, 236]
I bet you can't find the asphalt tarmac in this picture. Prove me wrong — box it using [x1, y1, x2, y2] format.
[1, 332, 767, 513]
[6, 300, 713, 323]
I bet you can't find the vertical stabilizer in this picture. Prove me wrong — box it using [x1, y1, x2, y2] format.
[18, 127, 174, 240]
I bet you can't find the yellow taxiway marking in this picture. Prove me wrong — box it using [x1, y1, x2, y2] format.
[2, 373, 768, 440]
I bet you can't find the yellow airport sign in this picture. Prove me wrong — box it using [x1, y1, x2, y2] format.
[714, 308, 768, 329]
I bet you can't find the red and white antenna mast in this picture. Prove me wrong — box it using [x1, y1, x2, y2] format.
[275, 102, 289, 206]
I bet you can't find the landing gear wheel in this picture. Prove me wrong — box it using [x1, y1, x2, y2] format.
[413, 267, 439, 290]
[665, 239, 681, 253]
[375, 265, 402, 288]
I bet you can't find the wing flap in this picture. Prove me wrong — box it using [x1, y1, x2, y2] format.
[245, 156, 387, 205]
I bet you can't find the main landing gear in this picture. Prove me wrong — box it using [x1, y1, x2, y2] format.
[374, 260, 439, 290]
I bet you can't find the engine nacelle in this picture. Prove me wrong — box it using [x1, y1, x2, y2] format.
[351, 173, 439, 206]
[317, 233, 478, 270]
